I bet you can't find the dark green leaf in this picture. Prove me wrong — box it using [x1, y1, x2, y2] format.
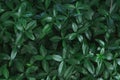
[25, 31, 35, 40]
[42, 60, 49, 72]
[64, 66, 74, 79]
[40, 45, 47, 57]
[50, 36, 61, 42]
[2, 65, 9, 79]
[26, 20, 37, 30]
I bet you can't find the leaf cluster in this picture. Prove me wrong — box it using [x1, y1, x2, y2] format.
[0, 0, 120, 80]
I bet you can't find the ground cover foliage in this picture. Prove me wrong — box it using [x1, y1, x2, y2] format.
[0, 0, 120, 80]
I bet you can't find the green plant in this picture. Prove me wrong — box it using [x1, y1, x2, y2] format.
[0, 0, 120, 80]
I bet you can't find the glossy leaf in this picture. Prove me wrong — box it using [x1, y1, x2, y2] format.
[52, 55, 63, 62]
[72, 23, 78, 32]
[68, 33, 77, 40]
[10, 48, 17, 60]
[26, 20, 37, 30]
[0, 0, 120, 79]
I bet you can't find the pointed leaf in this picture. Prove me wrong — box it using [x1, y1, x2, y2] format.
[26, 20, 37, 30]
[52, 55, 63, 62]
[25, 31, 35, 40]
[11, 48, 17, 60]
[72, 23, 78, 32]
[68, 33, 77, 40]
[2, 65, 9, 79]
[58, 61, 65, 75]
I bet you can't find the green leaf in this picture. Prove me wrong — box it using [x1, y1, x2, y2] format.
[84, 60, 95, 74]
[0, 53, 10, 60]
[85, 30, 92, 40]
[96, 62, 103, 75]
[64, 4, 75, 10]
[85, 10, 94, 20]
[16, 19, 26, 31]
[10, 47, 17, 60]
[105, 53, 113, 60]
[64, 66, 74, 79]
[78, 23, 89, 33]
[50, 36, 61, 42]
[72, 23, 78, 32]
[2, 65, 9, 79]
[16, 2, 27, 17]
[17, 73, 24, 80]
[117, 59, 120, 66]
[0, 11, 12, 21]
[42, 60, 49, 72]
[29, 77, 36, 80]
[104, 61, 114, 71]
[68, 33, 77, 40]
[42, 16, 53, 22]
[42, 24, 51, 35]
[16, 62, 24, 72]
[96, 39, 105, 47]
[30, 55, 44, 64]
[16, 23, 24, 31]
[26, 20, 37, 30]
[58, 61, 65, 75]
[76, 16, 82, 23]
[45, 0, 51, 9]
[40, 45, 47, 57]
[26, 66, 38, 75]
[82, 42, 88, 55]
[21, 44, 38, 54]
[98, 9, 109, 16]
[110, 3, 116, 13]
[77, 35, 83, 42]
[52, 55, 63, 62]
[100, 48, 105, 54]
[66, 58, 80, 65]
[1, 0, 120, 79]
[25, 31, 35, 40]
[15, 33, 23, 46]
[46, 76, 50, 80]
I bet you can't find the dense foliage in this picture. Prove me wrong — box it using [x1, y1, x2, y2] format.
[0, 0, 120, 80]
